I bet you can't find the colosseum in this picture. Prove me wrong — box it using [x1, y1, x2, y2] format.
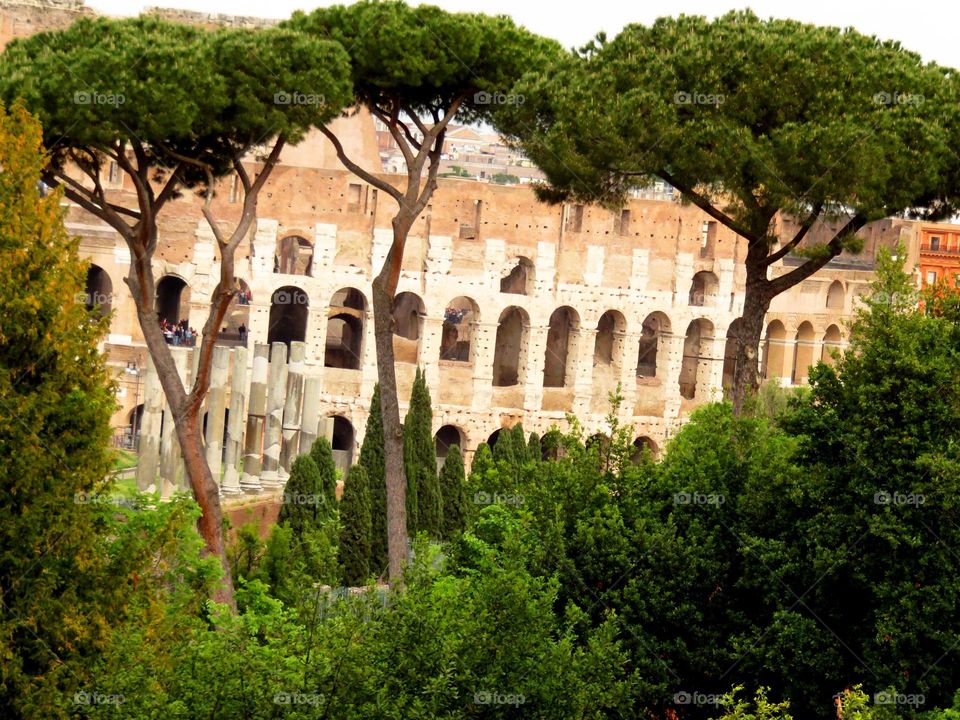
[1, 0, 926, 494]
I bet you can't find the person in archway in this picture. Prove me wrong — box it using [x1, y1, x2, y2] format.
[238, 323, 247, 343]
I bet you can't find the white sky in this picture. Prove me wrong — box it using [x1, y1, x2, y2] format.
[89, 0, 959, 68]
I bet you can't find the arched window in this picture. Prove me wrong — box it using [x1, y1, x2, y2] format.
[688, 271, 719, 307]
[821, 324, 842, 366]
[594, 310, 626, 367]
[722, 318, 743, 390]
[826, 280, 845, 309]
[440, 296, 478, 362]
[391, 292, 425, 364]
[543, 306, 580, 388]
[156, 275, 189, 325]
[631, 436, 659, 462]
[679, 318, 714, 399]
[492, 306, 529, 387]
[275, 235, 313, 276]
[84, 264, 112, 317]
[637, 312, 670, 379]
[792, 321, 816, 385]
[325, 288, 367, 370]
[435, 425, 464, 461]
[267, 286, 308, 352]
[761, 320, 787, 380]
[500, 257, 534, 295]
[330, 416, 355, 474]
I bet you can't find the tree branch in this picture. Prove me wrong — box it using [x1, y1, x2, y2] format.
[767, 212, 868, 295]
[655, 169, 761, 244]
[763, 203, 824, 267]
[318, 124, 403, 202]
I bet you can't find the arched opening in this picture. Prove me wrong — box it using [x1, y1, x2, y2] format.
[275, 235, 313, 276]
[492, 306, 529, 387]
[330, 415, 355, 473]
[325, 288, 367, 370]
[435, 425, 464, 460]
[637, 312, 670, 380]
[156, 275, 189, 326]
[215, 279, 252, 345]
[267, 286, 309, 352]
[792, 321, 816, 385]
[679, 318, 714, 400]
[631, 436, 659, 462]
[688, 271, 719, 307]
[826, 280, 845, 310]
[128, 404, 144, 449]
[84, 264, 112, 317]
[761, 320, 787, 380]
[500, 256, 534, 295]
[440, 296, 478, 362]
[722, 319, 743, 391]
[821, 324, 842, 366]
[487, 428, 502, 449]
[543, 306, 580, 388]
[391, 291, 425, 364]
[594, 310, 626, 367]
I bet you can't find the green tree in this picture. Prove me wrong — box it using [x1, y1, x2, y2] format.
[438, 445, 468, 539]
[339, 465, 372, 587]
[510, 422, 529, 464]
[309, 437, 338, 512]
[498, 11, 960, 411]
[288, 0, 560, 580]
[359, 384, 388, 577]
[404, 367, 442, 537]
[527, 431, 542, 462]
[278, 455, 327, 534]
[491, 172, 520, 185]
[0, 17, 353, 604]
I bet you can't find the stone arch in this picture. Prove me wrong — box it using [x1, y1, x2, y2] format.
[156, 274, 189, 325]
[325, 287, 367, 370]
[128, 403, 144, 446]
[440, 296, 478, 362]
[275, 234, 313, 276]
[435, 424, 464, 460]
[543, 306, 580, 388]
[487, 428, 503, 448]
[826, 280, 845, 310]
[761, 320, 787, 380]
[84, 263, 112, 317]
[492, 306, 529, 387]
[594, 310, 626, 366]
[267, 285, 309, 351]
[722, 318, 743, 391]
[391, 291, 425, 364]
[637, 312, 671, 379]
[821, 324, 842, 366]
[679, 318, 714, 399]
[689, 271, 719, 307]
[500, 256, 535, 295]
[330, 415, 355, 473]
[213, 279, 252, 344]
[631, 435, 659, 462]
[792, 321, 816, 385]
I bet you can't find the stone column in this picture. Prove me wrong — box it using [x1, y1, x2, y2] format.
[279, 341, 306, 476]
[221, 345, 248, 494]
[661, 332, 686, 419]
[260, 342, 288, 488]
[618, 330, 641, 417]
[705, 333, 727, 402]
[420, 316, 444, 389]
[523, 323, 548, 412]
[204, 345, 230, 483]
[572, 327, 597, 417]
[159, 347, 190, 498]
[470, 321, 498, 411]
[299, 375, 321, 456]
[135, 358, 163, 492]
[241, 343, 269, 493]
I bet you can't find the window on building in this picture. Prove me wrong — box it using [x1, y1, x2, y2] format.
[107, 160, 120, 184]
[614, 209, 631, 235]
[565, 204, 584, 233]
[930, 236, 941, 251]
[926, 270, 938, 284]
[347, 183, 363, 212]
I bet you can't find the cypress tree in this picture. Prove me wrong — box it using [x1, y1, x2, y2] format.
[404, 367, 442, 537]
[278, 455, 325, 535]
[309, 436, 338, 512]
[468, 442, 501, 496]
[359, 383, 388, 575]
[492, 427, 516, 466]
[339, 464, 372, 586]
[527, 431, 542, 462]
[510, 423, 528, 463]
[439, 445, 468, 539]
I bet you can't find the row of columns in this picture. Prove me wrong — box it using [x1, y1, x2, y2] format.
[135, 342, 332, 496]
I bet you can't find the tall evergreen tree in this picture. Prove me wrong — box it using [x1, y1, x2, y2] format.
[278, 455, 326, 534]
[492, 427, 516, 466]
[359, 384, 388, 576]
[438, 446, 468, 540]
[0, 103, 130, 714]
[510, 423, 529, 463]
[527, 431, 542, 462]
[309, 437, 338, 512]
[339, 465, 372, 586]
[404, 367, 442, 537]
